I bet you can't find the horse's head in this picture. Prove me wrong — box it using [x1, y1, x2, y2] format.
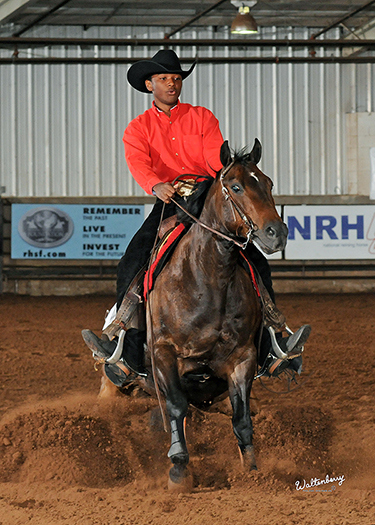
[218, 139, 288, 254]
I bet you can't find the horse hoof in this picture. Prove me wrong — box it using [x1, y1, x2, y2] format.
[240, 445, 257, 471]
[168, 464, 193, 493]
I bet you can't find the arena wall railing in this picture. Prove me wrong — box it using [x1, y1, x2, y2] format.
[1, 195, 375, 295]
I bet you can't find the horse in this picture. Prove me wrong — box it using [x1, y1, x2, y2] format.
[139, 138, 288, 490]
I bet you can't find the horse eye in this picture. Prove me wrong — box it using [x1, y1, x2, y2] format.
[231, 184, 242, 194]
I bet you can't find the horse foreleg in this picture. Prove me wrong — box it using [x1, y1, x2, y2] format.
[167, 412, 192, 491]
[154, 346, 192, 491]
[228, 360, 257, 471]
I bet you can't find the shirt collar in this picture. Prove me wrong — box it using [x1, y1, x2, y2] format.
[152, 100, 180, 116]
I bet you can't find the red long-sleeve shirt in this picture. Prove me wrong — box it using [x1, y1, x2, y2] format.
[123, 101, 223, 195]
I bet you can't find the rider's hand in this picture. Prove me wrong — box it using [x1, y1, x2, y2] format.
[152, 182, 176, 204]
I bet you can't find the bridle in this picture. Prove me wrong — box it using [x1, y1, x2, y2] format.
[219, 161, 259, 249]
[171, 162, 259, 250]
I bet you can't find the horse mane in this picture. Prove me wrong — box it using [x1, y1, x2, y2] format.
[176, 175, 214, 225]
[231, 146, 251, 166]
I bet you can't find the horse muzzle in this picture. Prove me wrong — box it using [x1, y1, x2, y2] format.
[253, 220, 288, 254]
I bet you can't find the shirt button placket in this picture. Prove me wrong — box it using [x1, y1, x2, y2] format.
[170, 119, 182, 168]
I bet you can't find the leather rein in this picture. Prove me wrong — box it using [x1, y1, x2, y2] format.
[170, 162, 258, 250]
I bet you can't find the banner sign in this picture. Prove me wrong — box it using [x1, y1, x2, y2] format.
[11, 204, 148, 259]
[12, 203, 375, 261]
[284, 205, 375, 260]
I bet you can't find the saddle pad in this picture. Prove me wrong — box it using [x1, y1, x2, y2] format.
[144, 222, 186, 299]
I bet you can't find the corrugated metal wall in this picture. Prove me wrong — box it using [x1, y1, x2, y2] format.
[1, 24, 374, 198]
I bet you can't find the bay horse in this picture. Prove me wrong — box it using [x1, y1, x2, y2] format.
[144, 139, 288, 489]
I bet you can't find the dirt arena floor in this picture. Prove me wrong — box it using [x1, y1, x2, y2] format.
[0, 292, 374, 525]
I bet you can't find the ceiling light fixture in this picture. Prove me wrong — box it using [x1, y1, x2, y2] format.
[230, 1, 258, 35]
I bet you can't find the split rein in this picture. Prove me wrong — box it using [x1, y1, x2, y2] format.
[170, 163, 258, 250]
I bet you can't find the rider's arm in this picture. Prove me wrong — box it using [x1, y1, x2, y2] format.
[152, 182, 175, 203]
[123, 126, 175, 203]
[123, 124, 163, 195]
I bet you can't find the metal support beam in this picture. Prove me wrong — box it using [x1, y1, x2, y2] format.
[0, 0, 29, 24]
[164, 0, 229, 38]
[1, 36, 375, 48]
[311, 0, 375, 39]
[13, 0, 72, 37]
[2, 55, 375, 64]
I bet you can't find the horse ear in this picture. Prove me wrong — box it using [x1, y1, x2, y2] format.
[248, 138, 262, 165]
[220, 140, 232, 167]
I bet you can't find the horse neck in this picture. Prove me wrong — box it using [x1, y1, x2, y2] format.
[187, 180, 240, 273]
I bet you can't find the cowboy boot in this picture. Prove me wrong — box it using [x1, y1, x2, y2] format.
[276, 324, 311, 356]
[82, 328, 147, 388]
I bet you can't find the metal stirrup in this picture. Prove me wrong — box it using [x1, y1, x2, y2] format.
[268, 325, 294, 360]
[105, 329, 126, 364]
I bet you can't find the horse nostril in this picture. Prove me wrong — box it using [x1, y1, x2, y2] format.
[266, 226, 277, 238]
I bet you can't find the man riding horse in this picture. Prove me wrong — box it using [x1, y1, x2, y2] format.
[82, 49, 310, 386]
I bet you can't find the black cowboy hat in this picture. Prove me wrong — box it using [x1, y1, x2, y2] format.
[127, 49, 196, 93]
